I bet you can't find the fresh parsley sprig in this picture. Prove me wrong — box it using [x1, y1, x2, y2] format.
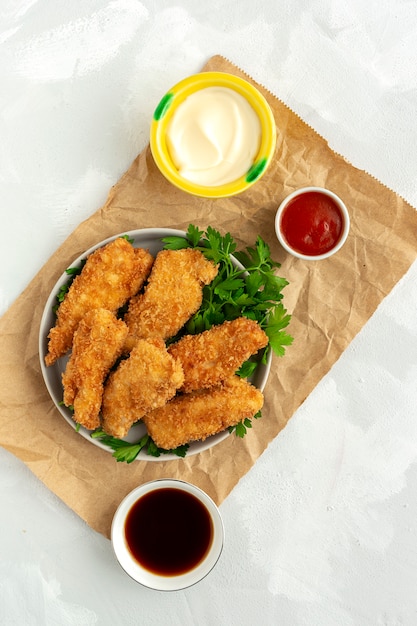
[91, 430, 189, 463]
[228, 410, 263, 438]
[162, 224, 293, 357]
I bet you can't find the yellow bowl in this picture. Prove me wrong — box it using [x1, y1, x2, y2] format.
[150, 71, 276, 198]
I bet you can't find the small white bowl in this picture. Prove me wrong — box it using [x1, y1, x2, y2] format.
[275, 186, 350, 260]
[111, 479, 224, 591]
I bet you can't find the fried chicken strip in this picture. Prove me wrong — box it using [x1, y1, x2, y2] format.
[143, 375, 264, 450]
[45, 238, 154, 366]
[62, 308, 128, 431]
[168, 317, 269, 393]
[101, 337, 184, 439]
[123, 248, 218, 351]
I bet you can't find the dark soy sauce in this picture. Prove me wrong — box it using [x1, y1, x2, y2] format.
[124, 488, 214, 576]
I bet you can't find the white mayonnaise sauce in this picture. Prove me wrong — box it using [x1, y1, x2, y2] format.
[166, 86, 261, 186]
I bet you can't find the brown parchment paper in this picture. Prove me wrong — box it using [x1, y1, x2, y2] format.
[1, 55, 417, 538]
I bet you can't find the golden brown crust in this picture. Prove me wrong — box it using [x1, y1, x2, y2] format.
[123, 248, 218, 351]
[168, 317, 268, 393]
[45, 238, 153, 366]
[101, 337, 184, 439]
[143, 375, 264, 450]
[62, 309, 128, 430]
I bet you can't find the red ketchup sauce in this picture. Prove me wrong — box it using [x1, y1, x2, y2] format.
[280, 191, 344, 256]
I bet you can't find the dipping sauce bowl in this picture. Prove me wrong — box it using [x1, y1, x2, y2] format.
[275, 186, 350, 260]
[111, 479, 224, 591]
[150, 71, 276, 198]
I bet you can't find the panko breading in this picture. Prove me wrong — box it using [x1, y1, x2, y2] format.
[101, 337, 184, 439]
[168, 317, 269, 393]
[143, 375, 264, 450]
[123, 248, 218, 351]
[45, 237, 154, 366]
[62, 308, 128, 431]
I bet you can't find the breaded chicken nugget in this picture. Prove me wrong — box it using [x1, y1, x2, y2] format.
[168, 317, 268, 393]
[101, 337, 184, 439]
[45, 238, 153, 366]
[143, 375, 264, 450]
[62, 308, 128, 430]
[123, 248, 218, 351]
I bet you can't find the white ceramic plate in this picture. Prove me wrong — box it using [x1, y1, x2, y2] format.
[39, 228, 272, 461]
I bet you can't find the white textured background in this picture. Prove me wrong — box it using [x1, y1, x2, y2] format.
[1, 1, 417, 624]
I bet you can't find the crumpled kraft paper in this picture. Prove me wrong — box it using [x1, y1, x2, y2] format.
[1, 55, 416, 538]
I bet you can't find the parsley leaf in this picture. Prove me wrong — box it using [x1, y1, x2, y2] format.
[91, 430, 150, 463]
[120, 234, 135, 245]
[236, 360, 258, 378]
[91, 430, 189, 462]
[160, 236, 190, 250]
[264, 303, 294, 357]
[229, 411, 263, 438]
